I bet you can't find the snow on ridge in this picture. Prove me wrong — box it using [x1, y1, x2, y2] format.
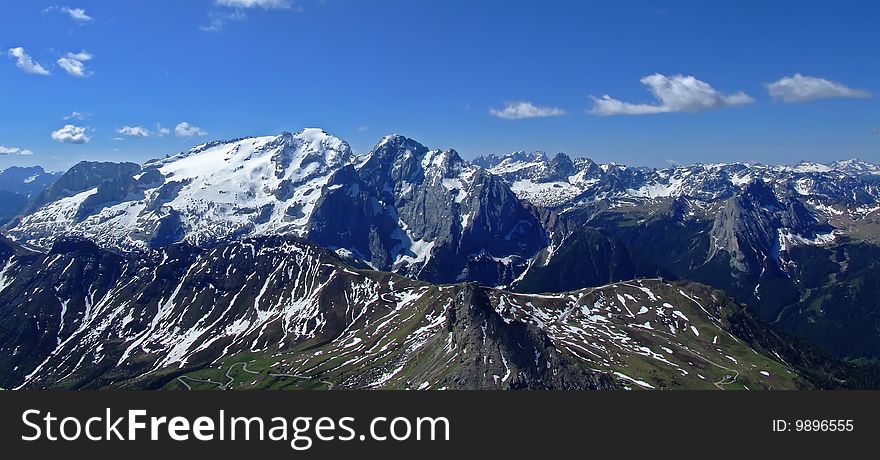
[8, 129, 355, 251]
[9, 127, 880, 254]
[483, 149, 880, 211]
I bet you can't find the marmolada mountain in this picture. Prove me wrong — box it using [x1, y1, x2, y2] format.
[3, 128, 880, 390]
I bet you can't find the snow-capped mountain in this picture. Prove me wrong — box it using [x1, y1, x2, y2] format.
[7, 130, 880, 285]
[708, 179, 834, 275]
[478, 151, 880, 273]
[4, 129, 547, 286]
[309, 135, 548, 285]
[477, 151, 880, 217]
[7, 131, 880, 291]
[469, 151, 880, 359]
[0, 234, 807, 390]
[4, 129, 880, 387]
[6, 129, 352, 251]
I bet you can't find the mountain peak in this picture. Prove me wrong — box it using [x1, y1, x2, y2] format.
[363, 134, 430, 169]
[734, 179, 785, 213]
[279, 128, 352, 167]
[376, 133, 424, 149]
[830, 158, 880, 176]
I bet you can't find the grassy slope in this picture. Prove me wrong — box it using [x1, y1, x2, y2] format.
[160, 280, 803, 390]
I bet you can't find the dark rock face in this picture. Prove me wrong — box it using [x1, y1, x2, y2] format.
[19, 161, 142, 218]
[547, 153, 577, 181]
[308, 165, 400, 269]
[76, 173, 143, 221]
[708, 180, 832, 276]
[146, 210, 185, 249]
[144, 179, 190, 213]
[422, 168, 547, 284]
[429, 284, 616, 390]
[309, 135, 548, 285]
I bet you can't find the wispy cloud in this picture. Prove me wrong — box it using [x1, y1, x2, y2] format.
[489, 101, 566, 120]
[0, 145, 34, 156]
[63, 111, 91, 121]
[216, 0, 297, 9]
[116, 126, 151, 138]
[175, 122, 208, 138]
[57, 51, 93, 78]
[156, 123, 171, 137]
[51, 124, 91, 144]
[202, 0, 302, 31]
[45, 6, 93, 23]
[766, 74, 871, 103]
[200, 10, 247, 32]
[7, 47, 50, 76]
[590, 73, 754, 116]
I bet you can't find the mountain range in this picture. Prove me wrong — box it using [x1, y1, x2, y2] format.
[3, 128, 880, 389]
[0, 166, 62, 226]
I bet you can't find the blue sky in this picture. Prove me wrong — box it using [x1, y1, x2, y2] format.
[1, 0, 878, 171]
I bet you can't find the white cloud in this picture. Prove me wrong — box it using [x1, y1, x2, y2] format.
[203, 0, 301, 31]
[116, 126, 151, 138]
[51, 124, 91, 144]
[200, 10, 247, 32]
[175, 122, 208, 138]
[0, 145, 34, 156]
[61, 7, 92, 22]
[590, 96, 669, 116]
[7, 47, 50, 76]
[766, 74, 871, 103]
[489, 101, 566, 120]
[45, 6, 93, 22]
[590, 73, 754, 116]
[216, 0, 294, 9]
[57, 51, 93, 78]
[63, 111, 91, 120]
[114, 124, 173, 138]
